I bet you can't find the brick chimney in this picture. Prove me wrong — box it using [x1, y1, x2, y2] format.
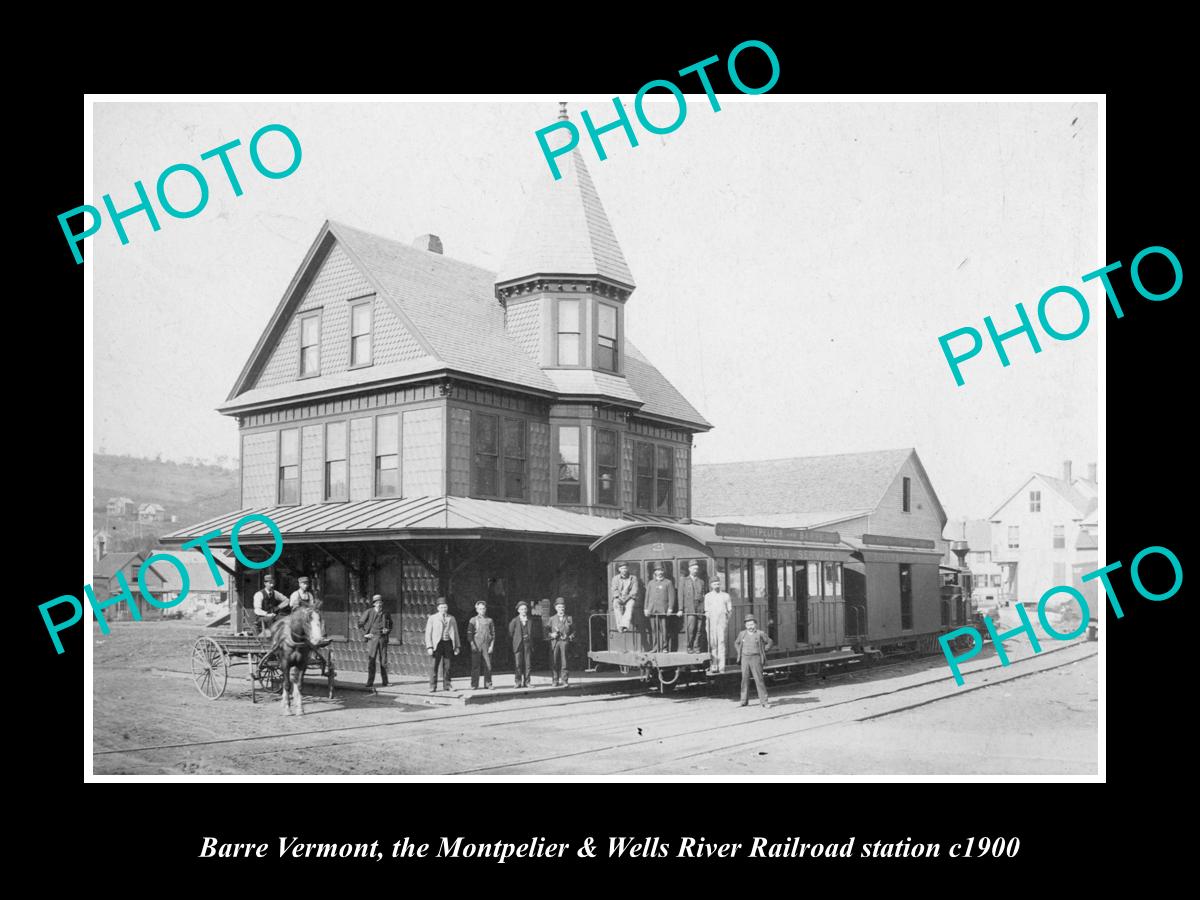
[1063, 460, 1073, 482]
[1088, 462, 1097, 483]
[413, 234, 443, 254]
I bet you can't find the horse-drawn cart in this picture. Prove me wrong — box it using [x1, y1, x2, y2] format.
[189, 630, 335, 702]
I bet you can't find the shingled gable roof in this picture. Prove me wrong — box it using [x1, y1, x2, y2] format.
[222, 221, 709, 430]
[693, 448, 943, 524]
[987, 472, 1094, 521]
[496, 148, 635, 288]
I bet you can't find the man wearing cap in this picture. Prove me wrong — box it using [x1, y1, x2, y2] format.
[357, 594, 392, 693]
[703, 576, 733, 673]
[467, 600, 496, 690]
[288, 575, 317, 612]
[734, 614, 772, 708]
[252, 573, 289, 635]
[509, 602, 535, 688]
[643, 566, 677, 653]
[546, 598, 575, 687]
[610, 562, 639, 633]
[423, 597, 461, 693]
[680, 560, 707, 654]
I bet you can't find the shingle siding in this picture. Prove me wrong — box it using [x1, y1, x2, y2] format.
[349, 417, 372, 501]
[401, 407, 443, 497]
[241, 431, 277, 506]
[301, 425, 323, 504]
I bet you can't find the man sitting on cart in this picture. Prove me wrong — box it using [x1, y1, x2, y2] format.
[252, 573, 289, 635]
[257, 575, 333, 679]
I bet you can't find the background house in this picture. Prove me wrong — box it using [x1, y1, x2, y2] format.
[92, 551, 171, 620]
[988, 460, 1098, 610]
[106, 496, 135, 517]
[137, 502, 167, 523]
[156, 549, 232, 619]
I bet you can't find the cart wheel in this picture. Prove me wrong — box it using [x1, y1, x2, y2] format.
[191, 637, 228, 700]
[260, 659, 285, 695]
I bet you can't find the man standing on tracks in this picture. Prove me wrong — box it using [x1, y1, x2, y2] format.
[509, 601, 535, 688]
[704, 576, 732, 673]
[357, 594, 392, 693]
[644, 565, 677, 653]
[252, 573, 289, 634]
[610, 562, 638, 632]
[424, 597, 461, 693]
[680, 560, 707, 654]
[547, 598, 575, 687]
[735, 614, 772, 708]
[468, 599, 496, 690]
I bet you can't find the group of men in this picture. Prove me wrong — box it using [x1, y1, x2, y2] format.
[422, 597, 575, 692]
[610, 559, 772, 706]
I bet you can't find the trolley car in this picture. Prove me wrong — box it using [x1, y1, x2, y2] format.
[588, 521, 961, 690]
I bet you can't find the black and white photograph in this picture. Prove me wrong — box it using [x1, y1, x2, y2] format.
[84, 95, 1103, 779]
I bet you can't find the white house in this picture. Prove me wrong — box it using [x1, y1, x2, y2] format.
[106, 496, 135, 517]
[988, 461, 1098, 609]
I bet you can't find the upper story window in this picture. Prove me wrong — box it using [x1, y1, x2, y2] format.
[556, 299, 582, 366]
[556, 425, 581, 504]
[635, 441, 674, 514]
[299, 312, 321, 378]
[1053, 524, 1065, 549]
[902, 476, 912, 512]
[596, 428, 618, 506]
[350, 300, 373, 368]
[375, 414, 399, 497]
[325, 421, 348, 501]
[597, 303, 619, 372]
[278, 428, 299, 504]
[473, 413, 528, 501]
[1008, 525, 1020, 549]
[1030, 490, 1041, 512]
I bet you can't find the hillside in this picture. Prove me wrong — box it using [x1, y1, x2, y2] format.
[93, 454, 240, 551]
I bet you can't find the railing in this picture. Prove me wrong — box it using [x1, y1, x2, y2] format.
[587, 611, 713, 655]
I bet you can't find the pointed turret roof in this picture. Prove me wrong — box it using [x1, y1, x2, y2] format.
[496, 148, 635, 288]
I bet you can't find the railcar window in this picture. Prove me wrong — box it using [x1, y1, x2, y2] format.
[899, 563, 914, 630]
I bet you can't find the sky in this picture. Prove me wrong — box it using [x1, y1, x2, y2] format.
[91, 99, 1098, 522]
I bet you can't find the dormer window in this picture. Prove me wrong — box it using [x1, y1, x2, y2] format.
[597, 303, 619, 372]
[556, 299, 581, 366]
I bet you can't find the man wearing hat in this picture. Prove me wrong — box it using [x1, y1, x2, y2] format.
[423, 597, 461, 692]
[546, 598, 575, 686]
[509, 601, 535, 688]
[251, 573, 289, 635]
[703, 576, 733, 673]
[288, 575, 318, 611]
[734, 614, 772, 708]
[643, 565, 677, 653]
[357, 594, 392, 693]
[467, 599, 496, 690]
[680, 560, 707, 654]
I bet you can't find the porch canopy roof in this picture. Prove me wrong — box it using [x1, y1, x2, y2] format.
[589, 521, 856, 563]
[161, 496, 622, 548]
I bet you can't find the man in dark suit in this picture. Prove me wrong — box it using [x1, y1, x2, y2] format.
[357, 594, 392, 693]
[643, 565, 677, 652]
[468, 600, 496, 690]
[509, 601, 535, 688]
[680, 560, 707, 653]
[546, 597, 575, 686]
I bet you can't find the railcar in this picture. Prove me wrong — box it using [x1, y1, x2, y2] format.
[587, 521, 957, 691]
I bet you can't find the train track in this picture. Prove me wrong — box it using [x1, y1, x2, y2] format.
[94, 641, 1093, 766]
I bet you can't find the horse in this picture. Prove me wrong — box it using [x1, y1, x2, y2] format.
[268, 606, 326, 716]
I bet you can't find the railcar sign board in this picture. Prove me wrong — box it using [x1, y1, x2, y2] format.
[714, 522, 841, 544]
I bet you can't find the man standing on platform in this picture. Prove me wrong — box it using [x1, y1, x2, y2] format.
[424, 597, 460, 693]
[546, 598, 575, 686]
[704, 576, 732, 674]
[468, 600, 496, 690]
[610, 562, 639, 632]
[734, 614, 772, 708]
[509, 601, 535, 688]
[357, 594, 392, 693]
[680, 560, 707, 653]
[643, 565, 676, 653]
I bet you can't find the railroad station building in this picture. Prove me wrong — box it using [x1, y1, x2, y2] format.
[166, 146, 713, 676]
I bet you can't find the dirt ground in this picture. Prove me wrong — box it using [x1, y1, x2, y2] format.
[92, 621, 1098, 776]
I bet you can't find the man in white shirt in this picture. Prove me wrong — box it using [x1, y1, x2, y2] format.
[703, 576, 733, 674]
[251, 573, 289, 634]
